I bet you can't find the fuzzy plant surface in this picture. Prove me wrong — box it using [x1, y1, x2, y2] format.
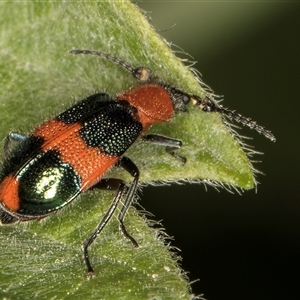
[0, 1, 258, 299]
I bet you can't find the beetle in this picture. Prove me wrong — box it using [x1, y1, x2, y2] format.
[0, 49, 275, 275]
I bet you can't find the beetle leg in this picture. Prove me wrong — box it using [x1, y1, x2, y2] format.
[116, 156, 140, 248]
[83, 156, 139, 275]
[142, 134, 186, 163]
[3, 131, 27, 155]
[83, 178, 126, 275]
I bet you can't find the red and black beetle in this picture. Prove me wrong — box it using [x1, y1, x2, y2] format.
[0, 49, 275, 274]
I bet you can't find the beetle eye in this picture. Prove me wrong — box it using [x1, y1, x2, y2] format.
[182, 94, 190, 104]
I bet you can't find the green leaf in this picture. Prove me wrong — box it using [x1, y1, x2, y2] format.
[0, 1, 255, 299]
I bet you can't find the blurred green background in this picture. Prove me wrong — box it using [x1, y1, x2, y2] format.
[138, 2, 299, 299]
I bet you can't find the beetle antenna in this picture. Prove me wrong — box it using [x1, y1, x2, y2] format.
[218, 105, 276, 142]
[69, 49, 275, 142]
[69, 49, 151, 82]
[191, 95, 276, 142]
